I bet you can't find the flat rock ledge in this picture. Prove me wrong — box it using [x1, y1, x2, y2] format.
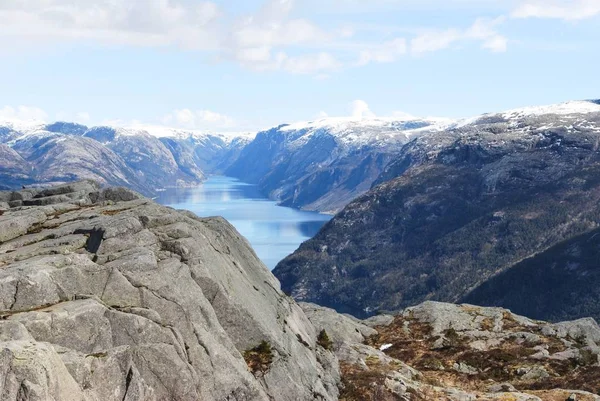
[0, 181, 340, 401]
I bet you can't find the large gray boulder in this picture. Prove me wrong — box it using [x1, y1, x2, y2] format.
[0, 182, 339, 401]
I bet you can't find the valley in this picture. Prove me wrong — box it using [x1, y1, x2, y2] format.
[155, 176, 330, 269]
[3, 2, 598, 399]
[3, 100, 600, 320]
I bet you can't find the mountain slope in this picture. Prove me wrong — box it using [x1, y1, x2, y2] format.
[227, 117, 451, 213]
[0, 144, 33, 189]
[274, 100, 600, 319]
[10, 132, 149, 193]
[0, 122, 251, 195]
[462, 225, 600, 322]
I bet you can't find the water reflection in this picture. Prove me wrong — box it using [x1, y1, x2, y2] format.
[155, 176, 331, 269]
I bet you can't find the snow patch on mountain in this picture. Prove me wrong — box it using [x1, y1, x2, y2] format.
[118, 124, 256, 143]
[501, 100, 600, 118]
[0, 119, 47, 136]
[279, 116, 454, 148]
[457, 100, 600, 128]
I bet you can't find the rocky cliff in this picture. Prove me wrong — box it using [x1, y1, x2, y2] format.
[0, 181, 339, 400]
[274, 100, 600, 320]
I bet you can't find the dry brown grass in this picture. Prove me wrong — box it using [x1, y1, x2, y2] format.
[359, 315, 600, 395]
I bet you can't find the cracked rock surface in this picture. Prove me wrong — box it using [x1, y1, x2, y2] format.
[0, 181, 339, 401]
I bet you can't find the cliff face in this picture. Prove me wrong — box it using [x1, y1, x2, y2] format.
[0, 182, 339, 401]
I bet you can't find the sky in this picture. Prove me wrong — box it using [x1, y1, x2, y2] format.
[0, 0, 599, 132]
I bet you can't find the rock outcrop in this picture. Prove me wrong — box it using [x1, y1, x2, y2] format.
[0, 181, 339, 401]
[304, 301, 600, 401]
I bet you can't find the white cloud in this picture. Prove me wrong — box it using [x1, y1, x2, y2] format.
[0, 0, 221, 50]
[319, 101, 432, 121]
[225, 0, 344, 74]
[75, 112, 91, 123]
[0, 105, 48, 121]
[56, 111, 91, 124]
[280, 52, 341, 74]
[0, 0, 510, 76]
[162, 108, 235, 130]
[357, 38, 407, 66]
[351, 100, 376, 118]
[391, 110, 417, 120]
[512, 0, 600, 21]
[411, 17, 507, 54]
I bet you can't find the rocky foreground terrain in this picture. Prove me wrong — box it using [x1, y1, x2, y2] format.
[1, 182, 599, 400]
[275, 100, 600, 321]
[305, 301, 600, 401]
[0, 181, 339, 400]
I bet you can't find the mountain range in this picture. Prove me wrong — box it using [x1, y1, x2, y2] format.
[0, 120, 252, 197]
[274, 100, 600, 322]
[3, 100, 600, 326]
[0, 115, 451, 214]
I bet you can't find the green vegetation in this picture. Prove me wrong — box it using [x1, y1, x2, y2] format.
[317, 329, 333, 350]
[464, 226, 600, 322]
[243, 341, 273, 375]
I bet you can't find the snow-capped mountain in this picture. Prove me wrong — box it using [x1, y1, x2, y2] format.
[0, 120, 253, 195]
[280, 116, 453, 147]
[2, 99, 599, 215]
[274, 99, 600, 319]
[455, 99, 600, 128]
[226, 115, 453, 213]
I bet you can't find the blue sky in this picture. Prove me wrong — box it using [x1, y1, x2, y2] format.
[0, 0, 598, 132]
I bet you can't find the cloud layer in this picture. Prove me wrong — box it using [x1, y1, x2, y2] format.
[0, 105, 48, 121]
[0, 0, 535, 75]
[513, 0, 600, 21]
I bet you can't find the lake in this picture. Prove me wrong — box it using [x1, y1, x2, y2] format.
[155, 176, 331, 269]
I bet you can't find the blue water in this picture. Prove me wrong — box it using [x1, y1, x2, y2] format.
[155, 176, 331, 269]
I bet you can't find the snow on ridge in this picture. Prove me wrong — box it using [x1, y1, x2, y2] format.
[0, 118, 47, 134]
[280, 116, 453, 133]
[115, 124, 256, 143]
[274, 116, 454, 148]
[0, 116, 256, 144]
[456, 100, 600, 128]
[501, 100, 600, 119]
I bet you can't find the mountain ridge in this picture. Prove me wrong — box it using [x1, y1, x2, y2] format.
[273, 99, 600, 321]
